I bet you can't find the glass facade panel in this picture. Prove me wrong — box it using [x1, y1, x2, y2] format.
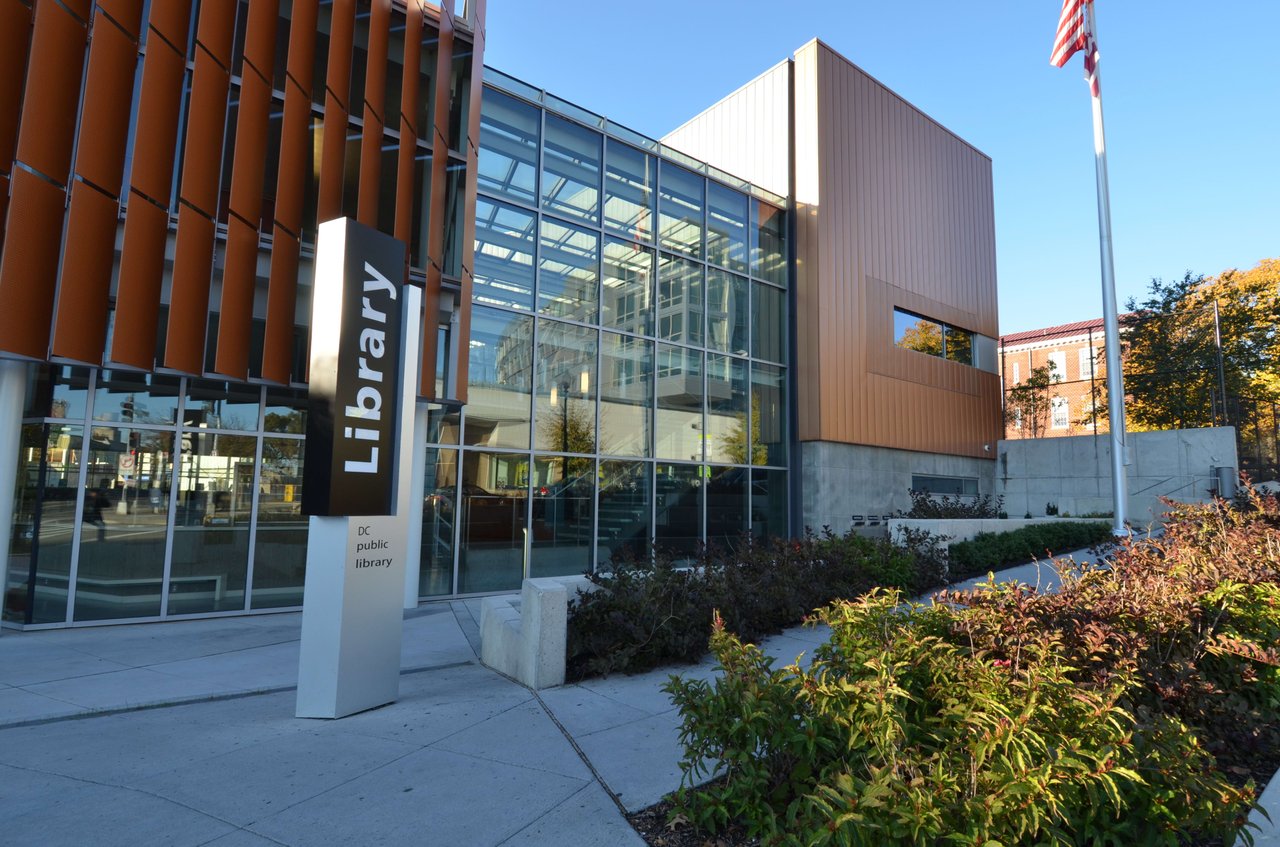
[706, 355, 748, 464]
[706, 182, 748, 273]
[4, 424, 82, 624]
[598, 460, 650, 567]
[31, 365, 93, 420]
[753, 200, 787, 286]
[894, 309, 943, 356]
[169, 431, 255, 615]
[93, 371, 181, 426]
[534, 320, 597, 454]
[655, 345, 703, 461]
[465, 306, 533, 449]
[251, 437, 306, 609]
[263, 387, 307, 434]
[707, 465, 748, 550]
[477, 88, 539, 205]
[74, 429, 174, 622]
[658, 163, 703, 258]
[541, 114, 600, 223]
[458, 450, 528, 593]
[473, 197, 536, 310]
[186, 380, 261, 431]
[707, 269, 747, 355]
[420, 447, 458, 597]
[752, 282, 786, 363]
[530, 455, 594, 577]
[602, 237, 653, 336]
[751, 468, 789, 539]
[603, 140, 655, 242]
[658, 253, 703, 346]
[599, 332, 652, 458]
[425, 406, 461, 445]
[654, 463, 701, 558]
[944, 325, 974, 365]
[751, 363, 787, 467]
[537, 217, 598, 321]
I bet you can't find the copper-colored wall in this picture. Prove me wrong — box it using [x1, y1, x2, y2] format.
[0, 0, 482, 401]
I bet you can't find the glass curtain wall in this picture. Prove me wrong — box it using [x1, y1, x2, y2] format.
[416, 81, 791, 596]
[3, 367, 307, 626]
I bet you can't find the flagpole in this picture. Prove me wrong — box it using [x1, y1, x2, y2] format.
[1086, 1, 1130, 536]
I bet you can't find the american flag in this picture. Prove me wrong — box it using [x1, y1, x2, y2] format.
[1050, 0, 1100, 96]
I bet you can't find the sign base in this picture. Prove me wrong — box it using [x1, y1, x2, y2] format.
[296, 515, 406, 718]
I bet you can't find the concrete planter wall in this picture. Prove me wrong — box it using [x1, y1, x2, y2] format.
[888, 517, 1106, 547]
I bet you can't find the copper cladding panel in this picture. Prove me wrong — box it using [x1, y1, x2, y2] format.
[227, 70, 271, 222]
[284, 0, 317, 91]
[241, 0, 279, 77]
[453, 0, 485, 404]
[196, 0, 236, 68]
[261, 223, 298, 384]
[146, 0, 193, 50]
[317, 0, 355, 221]
[74, 10, 138, 194]
[420, 8, 454, 398]
[213, 215, 258, 378]
[164, 204, 216, 373]
[96, 0, 144, 34]
[52, 182, 119, 362]
[0, 1, 33, 175]
[392, 5, 422, 242]
[127, 21, 189, 204]
[177, 47, 232, 216]
[0, 168, 67, 358]
[14, 1, 87, 184]
[111, 196, 169, 368]
[356, 0, 391, 225]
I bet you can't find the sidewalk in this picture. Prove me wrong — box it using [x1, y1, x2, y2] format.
[1, 548, 1274, 846]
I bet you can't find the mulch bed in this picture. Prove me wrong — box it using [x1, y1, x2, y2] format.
[627, 794, 760, 847]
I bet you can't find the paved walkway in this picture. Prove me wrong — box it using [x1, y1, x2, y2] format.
[1, 547, 1274, 846]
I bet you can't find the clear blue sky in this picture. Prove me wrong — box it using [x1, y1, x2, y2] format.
[483, 1, 1280, 335]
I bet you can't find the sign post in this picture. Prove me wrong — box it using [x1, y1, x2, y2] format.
[295, 218, 414, 719]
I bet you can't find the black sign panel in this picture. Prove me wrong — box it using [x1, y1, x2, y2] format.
[302, 218, 406, 516]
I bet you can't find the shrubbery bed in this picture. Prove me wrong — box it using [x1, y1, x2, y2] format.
[660, 489, 1280, 846]
[947, 519, 1114, 580]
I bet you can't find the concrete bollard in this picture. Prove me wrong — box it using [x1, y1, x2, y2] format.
[480, 577, 590, 689]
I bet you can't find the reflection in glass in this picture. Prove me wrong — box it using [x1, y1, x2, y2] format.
[656, 345, 703, 461]
[604, 140, 655, 242]
[751, 363, 787, 467]
[424, 405, 461, 445]
[251, 436, 306, 608]
[4, 425, 82, 624]
[538, 218, 598, 321]
[707, 269, 747, 355]
[465, 306, 533, 449]
[658, 253, 703, 346]
[458, 451, 528, 593]
[654, 463, 701, 558]
[752, 282, 786, 363]
[534, 320, 597, 454]
[598, 460, 650, 566]
[602, 238, 653, 335]
[93, 371, 181, 426]
[74, 428, 174, 622]
[658, 163, 703, 258]
[944, 324, 974, 365]
[751, 468, 789, 539]
[706, 182, 748, 273]
[753, 201, 787, 285]
[169, 429, 256, 614]
[186, 380, 261, 431]
[706, 355, 748, 464]
[477, 88, 539, 205]
[420, 447, 458, 597]
[473, 197, 536, 310]
[530, 455, 595, 577]
[707, 466, 747, 550]
[894, 309, 943, 356]
[263, 386, 307, 433]
[28, 365, 93, 420]
[599, 333, 652, 458]
[541, 114, 600, 223]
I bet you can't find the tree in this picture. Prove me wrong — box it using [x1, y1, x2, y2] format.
[897, 317, 943, 357]
[1119, 262, 1279, 431]
[1004, 361, 1057, 438]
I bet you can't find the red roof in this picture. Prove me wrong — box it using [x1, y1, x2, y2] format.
[1000, 315, 1132, 347]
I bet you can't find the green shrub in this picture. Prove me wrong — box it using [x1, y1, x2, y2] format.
[948, 520, 1113, 579]
[898, 489, 1004, 519]
[566, 528, 947, 680]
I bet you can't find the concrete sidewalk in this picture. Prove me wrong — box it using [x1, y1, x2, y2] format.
[1, 547, 1274, 846]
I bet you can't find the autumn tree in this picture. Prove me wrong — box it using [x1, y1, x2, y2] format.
[1004, 361, 1057, 438]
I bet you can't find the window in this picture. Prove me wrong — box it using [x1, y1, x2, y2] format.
[1012, 362, 1020, 384]
[910, 475, 978, 496]
[1078, 347, 1095, 380]
[894, 308, 975, 366]
[1051, 396, 1069, 429]
[1048, 351, 1067, 382]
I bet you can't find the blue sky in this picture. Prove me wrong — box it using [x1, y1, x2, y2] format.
[482, 1, 1280, 335]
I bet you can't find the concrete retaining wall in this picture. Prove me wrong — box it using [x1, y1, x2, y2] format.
[997, 427, 1237, 526]
[888, 517, 1106, 546]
